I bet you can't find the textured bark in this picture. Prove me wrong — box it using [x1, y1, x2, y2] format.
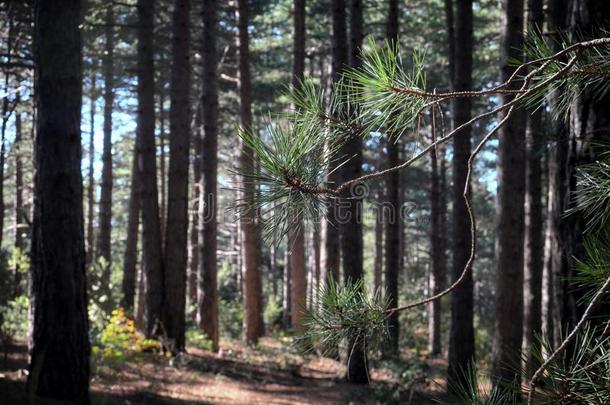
[522, 0, 544, 380]
[373, 199, 383, 293]
[542, 0, 568, 350]
[96, 5, 115, 270]
[122, 151, 140, 312]
[86, 76, 95, 269]
[289, 0, 307, 332]
[13, 98, 24, 297]
[429, 121, 445, 356]
[196, 0, 219, 351]
[320, 0, 348, 287]
[188, 106, 202, 310]
[341, 0, 367, 384]
[137, 0, 164, 337]
[237, 0, 263, 344]
[163, 0, 191, 352]
[28, 1, 90, 402]
[447, 0, 475, 389]
[492, 0, 526, 394]
[384, 0, 400, 358]
[282, 242, 292, 329]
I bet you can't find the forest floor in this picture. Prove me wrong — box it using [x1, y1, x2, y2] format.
[0, 337, 456, 404]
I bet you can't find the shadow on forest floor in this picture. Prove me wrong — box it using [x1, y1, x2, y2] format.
[0, 339, 456, 404]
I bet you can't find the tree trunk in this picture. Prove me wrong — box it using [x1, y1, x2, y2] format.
[542, 0, 569, 351]
[237, 0, 263, 344]
[96, 5, 114, 270]
[492, 0, 526, 395]
[86, 75, 95, 269]
[137, 0, 164, 337]
[28, 1, 90, 402]
[384, 0, 400, 358]
[289, 0, 307, 332]
[320, 0, 348, 287]
[196, 0, 219, 351]
[373, 198, 383, 293]
[163, 0, 191, 352]
[522, 0, 544, 380]
[282, 242, 292, 329]
[13, 95, 24, 298]
[447, 0, 475, 389]
[429, 113, 445, 356]
[122, 150, 141, 312]
[188, 105, 202, 311]
[341, 0, 367, 384]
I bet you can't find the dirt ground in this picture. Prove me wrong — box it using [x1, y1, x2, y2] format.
[0, 338, 454, 404]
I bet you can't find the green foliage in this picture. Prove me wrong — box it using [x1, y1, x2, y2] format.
[299, 277, 389, 356]
[571, 155, 610, 233]
[186, 328, 214, 352]
[530, 324, 610, 404]
[342, 37, 427, 138]
[219, 299, 244, 340]
[236, 117, 338, 243]
[93, 308, 160, 366]
[0, 296, 29, 342]
[263, 297, 283, 331]
[571, 230, 610, 304]
[523, 32, 610, 120]
[447, 362, 518, 405]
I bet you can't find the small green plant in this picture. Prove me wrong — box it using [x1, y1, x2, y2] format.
[186, 328, 214, 351]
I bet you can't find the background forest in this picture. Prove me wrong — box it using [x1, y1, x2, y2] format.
[0, 0, 609, 404]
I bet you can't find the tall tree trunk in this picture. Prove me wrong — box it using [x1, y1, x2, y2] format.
[282, 242, 292, 329]
[188, 105, 202, 311]
[97, 5, 115, 295]
[542, 0, 568, 351]
[492, 0, 526, 394]
[373, 198, 383, 293]
[289, 0, 307, 332]
[320, 0, 348, 287]
[13, 96, 24, 298]
[197, 0, 219, 351]
[96, 5, 114, 264]
[522, 0, 544, 380]
[447, 0, 475, 389]
[237, 0, 263, 344]
[86, 75, 95, 269]
[137, 0, 164, 337]
[562, 0, 610, 328]
[429, 113, 445, 356]
[122, 150, 141, 312]
[341, 0, 367, 384]
[163, 0, 191, 352]
[28, 1, 90, 402]
[384, 0, 400, 358]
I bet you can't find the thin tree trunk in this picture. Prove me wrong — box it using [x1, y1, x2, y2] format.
[86, 75, 96, 269]
[384, 0, 400, 359]
[197, 0, 219, 351]
[188, 105, 202, 311]
[542, 0, 568, 351]
[96, 5, 115, 294]
[13, 95, 24, 298]
[373, 198, 383, 293]
[28, 1, 90, 402]
[163, 0, 191, 352]
[122, 150, 141, 312]
[289, 0, 307, 332]
[320, 0, 348, 288]
[282, 242, 291, 329]
[341, 0, 367, 384]
[237, 0, 263, 344]
[492, 0, 526, 395]
[522, 0, 544, 380]
[429, 113, 445, 356]
[447, 0, 475, 389]
[137, 0, 164, 337]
